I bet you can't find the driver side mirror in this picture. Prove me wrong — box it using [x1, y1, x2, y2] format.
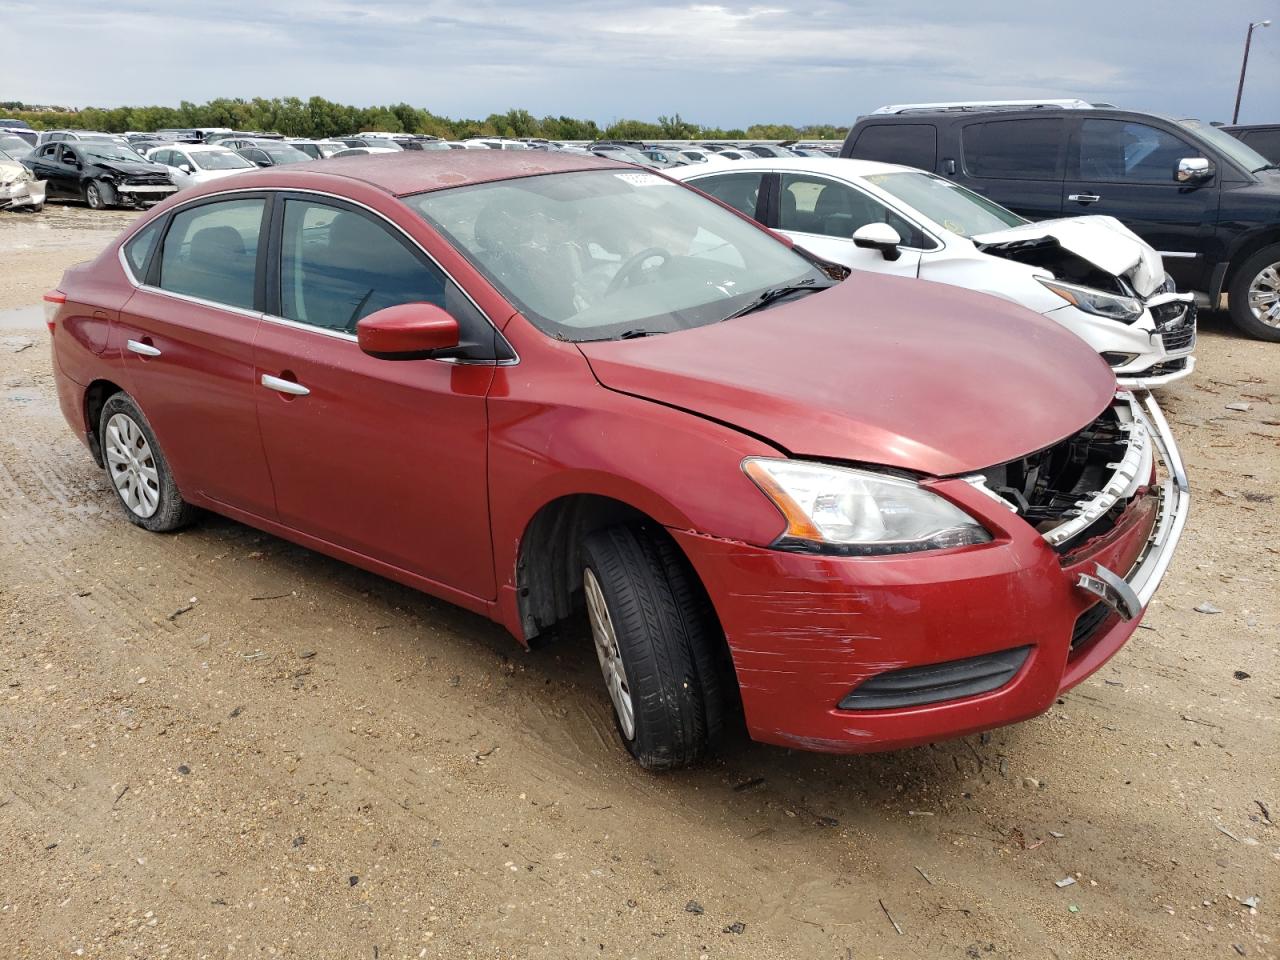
[852, 222, 903, 261]
[357, 303, 460, 360]
[178, 163, 192, 174]
[1176, 157, 1213, 183]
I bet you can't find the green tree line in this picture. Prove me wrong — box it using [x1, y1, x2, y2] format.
[1, 98, 846, 142]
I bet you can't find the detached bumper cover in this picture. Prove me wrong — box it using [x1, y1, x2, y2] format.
[672, 394, 1188, 754]
[0, 178, 45, 209]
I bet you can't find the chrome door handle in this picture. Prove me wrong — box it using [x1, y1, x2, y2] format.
[1068, 193, 1101, 203]
[260, 373, 310, 397]
[126, 339, 161, 357]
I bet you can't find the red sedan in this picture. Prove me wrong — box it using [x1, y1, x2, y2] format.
[45, 152, 1189, 768]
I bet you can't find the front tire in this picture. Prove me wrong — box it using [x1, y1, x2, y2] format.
[581, 525, 726, 770]
[99, 393, 196, 532]
[1228, 244, 1280, 342]
[84, 180, 109, 210]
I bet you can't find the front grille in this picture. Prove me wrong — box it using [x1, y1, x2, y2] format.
[123, 174, 170, 186]
[1070, 602, 1112, 656]
[1152, 300, 1197, 353]
[1136, 357, 1189, 378]
[837, 646, 1031, 710]
[970, 398, 1150, 551]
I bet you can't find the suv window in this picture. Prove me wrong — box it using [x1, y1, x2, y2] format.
[1078, 119, 1201, 183]
[779, 173, 928, 247]
[279, 199, 447, 334]
[158, 197, 265, 309]
[963, 118, 1064, 180]
[852, 124, 937, 170]
[691, 172, 763, 217]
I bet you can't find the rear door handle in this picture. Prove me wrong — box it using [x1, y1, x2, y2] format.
[126, 339, 161, 357]
[1068, 193, 1101, 203]
[261, 373, 310, 397]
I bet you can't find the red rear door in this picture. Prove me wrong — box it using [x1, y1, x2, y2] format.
[252, 195, 497, 600]
[114, 193, 276, 517]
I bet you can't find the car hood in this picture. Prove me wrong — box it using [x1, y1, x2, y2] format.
[96, 160, 170, 177]
[577, 273, 1116, 477]
[0, 160, 29, 180]
[972, 215, 1163, 297]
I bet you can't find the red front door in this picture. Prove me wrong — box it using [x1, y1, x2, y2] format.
[252, 196, 497, 600]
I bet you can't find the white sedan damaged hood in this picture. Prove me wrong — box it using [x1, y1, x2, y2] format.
[973, 215, 1164, 297]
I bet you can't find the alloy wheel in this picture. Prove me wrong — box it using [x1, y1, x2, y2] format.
[1248, 261, 1280, 328]
[584, 567, 636, 739]
[86, 183, 102, 209]
[104, 413, 160, 518]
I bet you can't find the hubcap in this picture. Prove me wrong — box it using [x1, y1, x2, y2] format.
[1248, 261, 1280, 328]
[584, 568, 635, 740]
[104, 413, 160, 518]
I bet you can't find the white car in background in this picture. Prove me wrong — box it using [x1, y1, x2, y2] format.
[672, 158, 1196, 388]
[144, 143, 256, 189]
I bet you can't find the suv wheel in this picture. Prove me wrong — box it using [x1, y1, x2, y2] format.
[1228, 243, 1280, 341]
[581, 525, 726, 770]
[99, 393, 196, 532]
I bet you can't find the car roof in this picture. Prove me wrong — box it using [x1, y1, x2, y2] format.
[669, 156, 918, 179]
[225, 149, 625, 197]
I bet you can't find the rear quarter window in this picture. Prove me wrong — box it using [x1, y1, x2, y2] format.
[962, 118, 1064, 180]
[123, 220, 163, 282]
[851, 124, 938, 170]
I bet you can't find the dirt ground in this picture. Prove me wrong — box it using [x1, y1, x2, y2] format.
[0, 204, 1276, 960]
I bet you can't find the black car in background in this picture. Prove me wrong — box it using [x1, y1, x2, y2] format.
[233, 143, 313, 167]
[22, 141, 176, 209]
[1223, 124, 1280, 163]
[842, 103, 1280, 340]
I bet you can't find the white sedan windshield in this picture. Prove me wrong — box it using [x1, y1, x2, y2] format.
[192, 150, 254, 170]
[865, 171, 1025, 237]
[409, 170, 825, 341]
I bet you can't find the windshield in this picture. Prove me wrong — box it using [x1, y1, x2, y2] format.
[0, 135, 32, 157]
[192, 150, 254, 170]
[81, 144, 148, 163]
[409, 170, 826, 342]
[865, 171, 1025, 236]
[1179, 119, 1272, 172]
[264, 148, 311, 164]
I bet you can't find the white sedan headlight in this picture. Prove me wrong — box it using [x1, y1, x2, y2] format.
[1038, 277, 1144, 324]
[743, 458, 992, 555]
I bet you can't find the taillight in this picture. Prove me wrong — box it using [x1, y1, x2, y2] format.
[43, 290, 66, 332]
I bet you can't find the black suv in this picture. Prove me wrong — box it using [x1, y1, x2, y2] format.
[842, 104, 1280, 340]
[1223, 124, 1280, 163]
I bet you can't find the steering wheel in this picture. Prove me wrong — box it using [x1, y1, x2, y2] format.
[605, 247, 670, 297]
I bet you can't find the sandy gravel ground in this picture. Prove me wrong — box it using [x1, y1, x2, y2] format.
[0, 204, 1276, 960]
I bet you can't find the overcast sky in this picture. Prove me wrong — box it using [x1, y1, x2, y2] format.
[2, 1, 1277, 126]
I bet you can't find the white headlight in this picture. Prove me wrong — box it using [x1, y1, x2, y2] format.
[743, 458, 992, 555]
[1038, 277, 1144, 324]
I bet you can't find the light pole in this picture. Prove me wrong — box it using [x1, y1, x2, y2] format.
[1233, 19, 1272, 124]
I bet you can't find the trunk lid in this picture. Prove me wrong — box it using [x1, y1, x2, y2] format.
[578, 273, 1117, 477]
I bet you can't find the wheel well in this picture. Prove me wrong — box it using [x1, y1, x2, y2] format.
[1225, 231, 1280, 290]
[515, 495, 725, 648]
[84, 379, 124, 466]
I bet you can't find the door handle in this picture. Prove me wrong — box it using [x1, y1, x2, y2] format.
[1068, 193, 1101, 203]
[126, 339, 161, 357]
[261, 373, 310, 397]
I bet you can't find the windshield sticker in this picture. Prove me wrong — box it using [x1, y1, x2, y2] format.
[614, 172, 664, 187]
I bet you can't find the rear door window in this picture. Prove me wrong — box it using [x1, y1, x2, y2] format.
[852, 124, 937, 170]
[158, 197, 266, 310]
[688, 171, 765, 219]
[963, 119, 1064, 180]
[1076, 119, 1203, 183]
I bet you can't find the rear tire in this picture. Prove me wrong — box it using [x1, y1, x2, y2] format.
[99, 393, 196, 532]
[1227, 244, 1280, 342]
[581, 525, 725, 770]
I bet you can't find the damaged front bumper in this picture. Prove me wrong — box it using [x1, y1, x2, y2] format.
[0, 178, 46, 210]
[669, 393, 1189, 755]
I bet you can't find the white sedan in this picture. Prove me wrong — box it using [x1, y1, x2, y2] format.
[671, 158, 1196, 388]
[143, 144, 256, 190]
